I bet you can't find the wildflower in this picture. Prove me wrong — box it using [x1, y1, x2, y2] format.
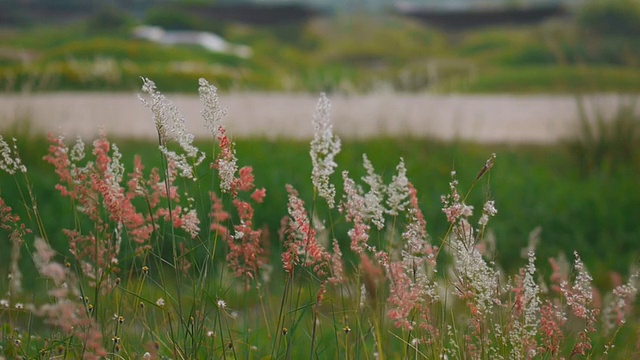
[539, 300, 564, 355]
[329, 239, 345, 284]
[386, 158, 410, 215]
[70, 136, 85, 161]
[33, 238, 66, 287]
[180, 208, 200, 239]
[310, 93, 341, 208]
[361, 154, 386, 229]
[199, 78, 228, 139]
[217, 300, 226, 309]
[478, 200, 497, 226]
[156, 298, 165, 307]
[224, 198, 266, 284]
[143, 352, 151, 359]
[140, 77, 205, 179]
[215, 128, 238, 193]
[0, 135, 27, 175]
[602, 271, 638, 334]
[281, 185, 332, 279]
[562, 252, 599, 357]
[15, 303, 24, 310]
[0, 299, 8, 307]
[508, 250, 541, 359]
[340, 171, 371, 253]
[207, 331, 214, 338]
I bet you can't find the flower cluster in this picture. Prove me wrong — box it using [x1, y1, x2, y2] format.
[0, 135, 27, 175]
[310, 93, 341, 208]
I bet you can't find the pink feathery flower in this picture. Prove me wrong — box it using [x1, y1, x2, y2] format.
[387, 262, 419, 331]
[233, 166, 255, 193]
[539, 300, 564, 356]
[214, 127, 238, 193]
[251, 188, 266, 203]
[281, 185, 332, 277]
[225, 196, 265, 283]
[209, 192, 230, 224]
[602, 271, 638, 334]
[328, 239, 344, 284]
[30, 239, 108, 359]
[386, 185, 439, 341]
[33, 238, 66, 287]
[340, 171, 371, 253]
[561, 252, 599, 357]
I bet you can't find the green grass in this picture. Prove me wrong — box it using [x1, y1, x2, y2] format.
[2, 14, 640, 93]
[465, 66, 640, 93]
[1, 132, 638, 286]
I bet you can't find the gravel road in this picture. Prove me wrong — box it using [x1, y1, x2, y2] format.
[0, 92, 634, 143]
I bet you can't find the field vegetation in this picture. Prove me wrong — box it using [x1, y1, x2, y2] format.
[1, 1, 639, 358]
[1, 0, 640, 93]
[0, 79, 639, 358]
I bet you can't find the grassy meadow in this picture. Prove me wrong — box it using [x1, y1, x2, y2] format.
[1, 79, 639, 358]
[1, 6, 640, 94]
[2, 1, 640, 358]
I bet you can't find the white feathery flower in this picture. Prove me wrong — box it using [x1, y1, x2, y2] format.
[386, 158, 410, 215]
[361, 154, 386, 229]
[199, 78, 228, 138]
[181, 208, 200, 238]
[217, 152, 238, 193]
[140, 77, 205, 180]
[107, 143, 125, 184]
[523, 251, 541, 336]
[70, 136, 86, 162]
[0, 135, 27, 175]
[310, 93, 341, 208]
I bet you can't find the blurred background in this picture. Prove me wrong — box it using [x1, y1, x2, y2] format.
[1, 0, 639, 93]
[0, 0, 639, 286]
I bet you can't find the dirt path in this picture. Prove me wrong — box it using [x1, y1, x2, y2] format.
[0, 92, 633, 143]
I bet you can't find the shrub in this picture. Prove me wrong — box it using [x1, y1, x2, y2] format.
[86, 6, 133, 33]
[145, 7, 206, 31]
[568, 96, 640, 174]
[578, 0, 640, 38]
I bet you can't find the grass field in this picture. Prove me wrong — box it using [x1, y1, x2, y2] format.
[1, 12, 640, 94]
[0, 80, 639, 358]
[1, 4, 640, 356]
